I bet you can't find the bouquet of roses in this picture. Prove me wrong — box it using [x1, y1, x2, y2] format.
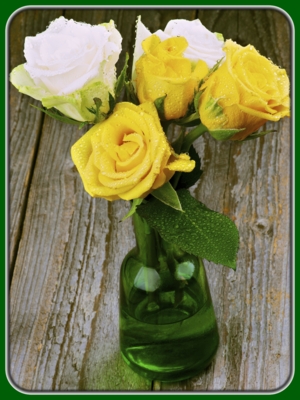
[10, 15, 290, 382]
[10, 15, 289, 268]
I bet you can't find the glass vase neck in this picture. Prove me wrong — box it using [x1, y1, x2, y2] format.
[132, 212, 183, 269]
[132, 212, 158, 269]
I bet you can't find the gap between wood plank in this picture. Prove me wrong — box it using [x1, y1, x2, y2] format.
[9, 111, 46, 285]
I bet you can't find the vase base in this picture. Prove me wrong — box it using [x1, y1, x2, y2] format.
[120, 282, 219, 382]
[121, 348, 218, 382]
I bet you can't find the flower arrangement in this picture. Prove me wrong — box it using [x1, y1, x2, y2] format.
[10, 15, 290, 382]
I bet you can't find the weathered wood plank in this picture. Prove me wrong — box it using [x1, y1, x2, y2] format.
[9, 7, 194, 391]
[9, 9, 63, 274]
[9, 7, 292, 392]
[158, 8, 292, 392]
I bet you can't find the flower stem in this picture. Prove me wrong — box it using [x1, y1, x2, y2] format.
[171, 123, 207, 189]
[161, 121, 171, 136]
[132, 212, 158, 269]
[181, 123, 207, 152]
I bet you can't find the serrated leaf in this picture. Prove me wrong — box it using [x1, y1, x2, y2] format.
[122, 198, 143, 221]
[209, 128, 245, 141]
[115, 53, 129, 99]
[137, 189, 239, 269]
[176, 145, 203, 189]
[151, 182, 183, 211]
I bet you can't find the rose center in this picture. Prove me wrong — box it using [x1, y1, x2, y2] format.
[117, 140, 139, 162]
[114, 132, 147, 172]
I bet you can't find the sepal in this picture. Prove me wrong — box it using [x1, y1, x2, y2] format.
[209, 128, 245, 141]
[30, 105, 89, 128]
[124, 80, 140, 105]
[122, 198, 143, 221]
[242, 129, 276, 141]
[154, 95, 167, 121]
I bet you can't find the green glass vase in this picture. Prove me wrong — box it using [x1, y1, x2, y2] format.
[119, 212, 219, 382]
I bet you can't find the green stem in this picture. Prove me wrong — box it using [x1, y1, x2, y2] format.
[161, 120, 171, 137]
[132, 212, 158, 269]
[171, 127, 185, 154]
[171, 123, 208, 189]
[181, 123, 207, 153]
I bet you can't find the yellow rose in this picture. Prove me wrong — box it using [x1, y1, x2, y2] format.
[71, 102, 195, 201]
[199, 40, 290, 140]
[135, 35, 209, 120]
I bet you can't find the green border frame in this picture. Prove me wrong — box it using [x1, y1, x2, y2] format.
[3, 1, 296, 399]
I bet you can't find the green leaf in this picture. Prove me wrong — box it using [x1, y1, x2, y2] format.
[209, 128, 245, 141]
[124, 81, 140, 105]
[30, 105, 89, 127]
[137, 189, 239, 269]
[176, 145, 203, 189]
[151, 182, 183, 211]
[154, 95, 167, 120]
[86, 106, 96, 115]
[242, 129, 276, 141]
[122, 198, 144, 221]
[108, 92, 116, 113]
[115, 52, 129, 99]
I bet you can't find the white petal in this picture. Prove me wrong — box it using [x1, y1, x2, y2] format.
[22, 16, 122, 96]
[132, 16, 152, 84]
[132, 17, 226, 72]
[10, 64, 50, 100]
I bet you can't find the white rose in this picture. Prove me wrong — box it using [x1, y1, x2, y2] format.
[10, 17, 122, 122]
[132, 16, 225, 84]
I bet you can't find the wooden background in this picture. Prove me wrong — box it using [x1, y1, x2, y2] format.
[8, 7, 292, 393]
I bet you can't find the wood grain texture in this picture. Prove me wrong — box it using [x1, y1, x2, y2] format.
[9, 9, 63, 275]
[8, 7, 292, 393]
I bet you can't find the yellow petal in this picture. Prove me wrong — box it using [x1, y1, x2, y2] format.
[136, 36, 207, 120]
[166, 158, 195, 172]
